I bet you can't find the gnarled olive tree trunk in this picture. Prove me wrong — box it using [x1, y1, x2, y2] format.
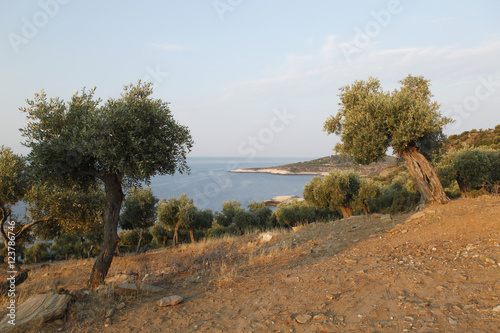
[456, 175, 471, 197]
[340, 203, 354, 219]
[173, 220, 181, 247]
[402, 147, 449, 204]
[87, 174, 123, 289]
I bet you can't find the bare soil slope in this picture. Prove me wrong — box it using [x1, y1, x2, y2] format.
[3, 196, 500, 332]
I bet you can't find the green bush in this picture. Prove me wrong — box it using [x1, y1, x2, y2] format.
[370, 183, 420, 214]
[118, 229, 153, 253]
[206, 224, 239, 238]
[275, 200, 338, 227]
[436, 146, 499, 196]
[24, 242, 52, 264]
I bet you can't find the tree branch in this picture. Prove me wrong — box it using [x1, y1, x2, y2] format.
[15, 218, 55, 240]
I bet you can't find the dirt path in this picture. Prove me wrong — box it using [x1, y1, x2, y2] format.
[73, 196, 499, 333]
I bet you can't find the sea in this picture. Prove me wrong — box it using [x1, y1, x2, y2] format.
[9, 157, 317, 218]
[148, 157, 316, 212]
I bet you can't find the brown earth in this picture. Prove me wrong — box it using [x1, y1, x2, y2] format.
[2, 196, 500, 332]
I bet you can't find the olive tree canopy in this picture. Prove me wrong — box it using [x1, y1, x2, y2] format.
[324, 75, 451, 204]
[20, 81, 193, 288]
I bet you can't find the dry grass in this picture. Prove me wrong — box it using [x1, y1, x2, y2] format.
[0, 226, 306, 310]
[1, 215, 399, 330]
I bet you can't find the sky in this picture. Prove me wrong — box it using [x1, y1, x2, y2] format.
[1, 0, 499, 159]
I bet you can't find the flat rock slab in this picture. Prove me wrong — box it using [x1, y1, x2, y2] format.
[295, 314, 312, 324]
[380, 214, 392, 222]
[138, 283, 164, 294]
[0, 292, 71, 331]
[106, 273, 134, 285]
[156, 295, 183, 307]
[410, 212, 426, 220]
[114, 283, 138, 296]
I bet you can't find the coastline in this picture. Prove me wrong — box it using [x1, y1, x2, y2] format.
[229, 168, 328, 176]
[228, 155, 399, 177]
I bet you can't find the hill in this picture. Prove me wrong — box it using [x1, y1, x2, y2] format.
[230, 155, 399, 177]
[2, 195, 499, 332]
[446, 125, 500, 150]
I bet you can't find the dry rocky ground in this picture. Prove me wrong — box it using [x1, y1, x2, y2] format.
[1, 196, 499, 332]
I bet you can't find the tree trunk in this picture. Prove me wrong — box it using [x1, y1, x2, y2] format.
[456, 176, 470, 198]
[340, 203, 353, 219]
[403, 147, 449, 204]
[0, 270, 29, 296]
[173, 220, 181, 247]
[363, 203, 369, 216]
[162, 235, 168, 247]
[87, 173, 123, 289]
[189, 229, 195, 243]
[136, 230, 143, 253]
[88, 245, 94, 259]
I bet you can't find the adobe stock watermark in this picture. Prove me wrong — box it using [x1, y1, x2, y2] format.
[142, 65, 169, 89]
[340, 0, 411, 63]
[444, 74, 499, 130]
[212, 0, 243, 21]
[7, 0, 72, 54]
[5, 220, 18, 326]
[192, 107, 296, 208]
[237, 108, 296, 159]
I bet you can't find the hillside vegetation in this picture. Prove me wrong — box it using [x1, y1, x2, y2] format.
[239, 155, 399, 177]
[445, 125, 500, 150]
[283, 155, 400, 177]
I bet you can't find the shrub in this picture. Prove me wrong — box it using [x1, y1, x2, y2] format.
[437, 146, 499, 197]
[303, 170, 361, 218]
[24, 241, 52, 264]
[274, 200, 338, 227]
[370, 183, 420, 214]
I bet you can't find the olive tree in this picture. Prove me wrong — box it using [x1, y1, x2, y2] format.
[215, 200, 243, 228]
[180, 205, 214, 242]
[20, 82, 193, 288]
[119, 187, 159, 252]
[352, 178, 379, 216]
[324, 75, 451, 204]
[437, 146, 497, 197]
[157, 194, 193, 246]
[0, 147, 28, 252]
[0, 147, 103, 264]
[189, 208, 213, 242]
[303, 170, 360, 219]
[23, 242, 52, 264]
[247, 202, 273, 230]
[274, 200, 317, 227]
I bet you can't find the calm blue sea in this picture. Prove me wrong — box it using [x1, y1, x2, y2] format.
[148, 157, 316, 212]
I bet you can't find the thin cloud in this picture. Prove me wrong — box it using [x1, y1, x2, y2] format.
[215, 36, 500, 108]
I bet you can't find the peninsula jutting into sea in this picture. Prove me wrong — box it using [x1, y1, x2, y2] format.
[229, 155, 399, 177]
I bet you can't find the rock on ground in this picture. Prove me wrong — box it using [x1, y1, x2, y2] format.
[0, 292, 71, 331]
[156, 295, 183, 307]
[114, 283, 138, 296]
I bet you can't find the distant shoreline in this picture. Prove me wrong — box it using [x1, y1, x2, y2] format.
[229, 168, 327, 176]
[228, 155, 399, 178]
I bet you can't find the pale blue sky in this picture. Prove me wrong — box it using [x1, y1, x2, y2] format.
[1, 0, 499, 158]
